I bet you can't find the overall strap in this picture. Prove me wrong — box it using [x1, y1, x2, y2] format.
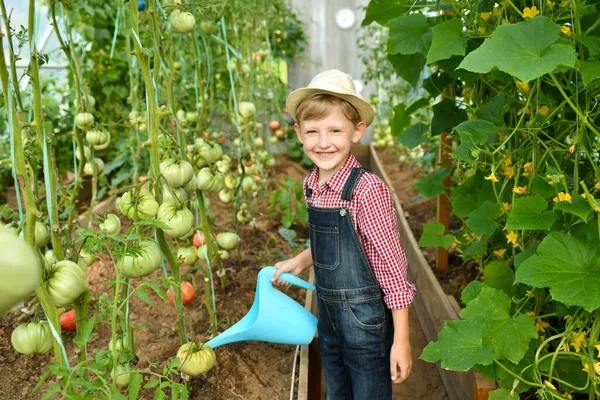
[341, 167, 367, 201]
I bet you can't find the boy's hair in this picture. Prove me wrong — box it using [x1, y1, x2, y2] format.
[296, 94, 361, 127]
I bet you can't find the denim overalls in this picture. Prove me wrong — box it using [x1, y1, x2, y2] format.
[307, 167, 394, 400]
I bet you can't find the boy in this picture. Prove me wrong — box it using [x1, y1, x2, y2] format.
[271, 69, 417, 399]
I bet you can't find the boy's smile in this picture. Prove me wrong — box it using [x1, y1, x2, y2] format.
[294, 107, 366, 184]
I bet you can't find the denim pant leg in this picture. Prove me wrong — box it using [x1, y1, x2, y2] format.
[318, 297, 353, 400]
[341, 303, 393, 400]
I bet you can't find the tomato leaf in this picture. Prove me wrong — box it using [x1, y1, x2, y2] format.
[129, 371, 143, 400]
[144, 379, 160, 389]
[420, 318, 495, 371]
[281, 211, 294, 229]
[133, 287, 153, 306]
[516, 231, 600, 312]
[295, 202, 308, 226]
[418, 222, 453, 249]
[460, 287, 537, 363]
[458, 16, 577, 81]
[277, 190, 291, 211]
[505, 195, 557, 230]
[387, 14, 432, 55]
[148, 282, 171, 304]
[426, 18, 467, 64]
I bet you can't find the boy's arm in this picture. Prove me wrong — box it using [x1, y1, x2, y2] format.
[390, 308, 412, 383]
[271, 247, 313, 283]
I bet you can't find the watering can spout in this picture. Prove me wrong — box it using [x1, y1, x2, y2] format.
[205, 267, 317, 349]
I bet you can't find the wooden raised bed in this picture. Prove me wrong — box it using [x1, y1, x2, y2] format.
[297, 144, 474, 400]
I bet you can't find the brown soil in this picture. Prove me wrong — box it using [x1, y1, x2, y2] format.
[374, 147, 480, 306]
[0, 154, 448, 400]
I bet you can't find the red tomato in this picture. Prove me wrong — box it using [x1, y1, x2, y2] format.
[166, 282, 195, 307]
[219, 136, 226, 143]
[268, 120, 280, 130]
[60, 309, 76, 331]
[192, 231, 205, 248]
[283, 108, 289, 114]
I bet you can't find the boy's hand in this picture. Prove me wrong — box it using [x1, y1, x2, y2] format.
[390, 341, 412, 384]
[271, 258, 306, 286]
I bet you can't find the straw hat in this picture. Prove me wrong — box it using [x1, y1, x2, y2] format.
[286, 69, 374, 126]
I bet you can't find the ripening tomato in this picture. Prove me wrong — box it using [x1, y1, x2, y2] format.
[166, 282, 195, 307]
[192, 231, 205, 248]
[219, 136, 226, 143]
[60, 309, 76, 331]
[283, 108, 289, 114]
[176, 342, 216, 375]
[268, 120, 280, 130]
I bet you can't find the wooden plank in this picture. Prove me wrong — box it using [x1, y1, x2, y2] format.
[298, 268, 316, 400]
[473, 372, 496, 400]
[436, 132, 453, 272]
[367, 144, 472, 400]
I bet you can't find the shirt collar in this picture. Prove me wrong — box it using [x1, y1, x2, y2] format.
[307, 153, 361, 194]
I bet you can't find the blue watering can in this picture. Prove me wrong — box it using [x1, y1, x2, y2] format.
[205, 266, 318, 349]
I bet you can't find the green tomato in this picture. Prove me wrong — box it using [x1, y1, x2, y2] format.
[0, 231, 41, 316]
[119, 188, 159, 221]
[11, 321, 53, 355]
[83, 158, 104, 176]
[219, 249, 230, 260]
[176, 342, 216, 376]
[157, 202, 194, 238]
[218, 189, 233, 203]
[199, 20, 217, 35]
[170, 9, 196, 34]
[44, 249, 55, 273]
[93, 131, 111, 150]
[99, 213, 121, 236]
[112, 364, 133, 387]
[162, 0, 182, 11]
[77, 249, 96, 269]
[241, 176, 254, 193]
[177, 246, 198, 265]
[236, 208, 251, 224]
[75, 145, 91, 161]
[185, 111, 198, 123]
[183, 176, 197, 193]
[252, 137, 264, 148]
[46, 260, 88, 307]
[162, 187, 188, 203]
[196, 168, 224, 193]
[224, 173, 238, 190]
[85, 130, 110, 146]
[238, 102, 256, 119]
[109, 332, 136, 353]
[160, 159, 194, 188]
[118, 240, 161, 278]
[35, 221, 50, 248]
[75, 112, 94, 129]
[216, 232, 240, 250]
[198, 143, 223, 164]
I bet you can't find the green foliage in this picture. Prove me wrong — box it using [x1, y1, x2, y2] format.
[268, 178, 308, 228]
[364, 0, 600, 395]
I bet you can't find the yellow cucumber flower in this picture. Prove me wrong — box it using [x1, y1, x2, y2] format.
[522, 5, 540, 18]
[485, 172, 500, 183]
[513, 186, 528, 195]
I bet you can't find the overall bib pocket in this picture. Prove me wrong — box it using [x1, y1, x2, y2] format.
[346, 296, 385, 330]
[309, 224, 340, 271]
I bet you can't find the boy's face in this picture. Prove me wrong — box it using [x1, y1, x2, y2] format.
[294, 107, 366, 183]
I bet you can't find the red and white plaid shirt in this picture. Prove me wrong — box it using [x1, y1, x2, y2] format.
[304, 153, 416, 310]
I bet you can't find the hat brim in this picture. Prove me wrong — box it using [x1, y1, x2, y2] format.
[286, 88, 374, 127]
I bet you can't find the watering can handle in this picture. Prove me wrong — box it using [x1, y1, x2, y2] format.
[262, 266, 316, 291]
